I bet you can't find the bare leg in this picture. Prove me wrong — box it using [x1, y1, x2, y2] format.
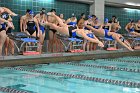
[0, 31, 7, 56]
[83, 39, 87, 51]
[4, 37, 9, 56]
[112, 34, 133, 51]
[76, 30, 104, 47]
[9, 39, 14, 55]
[132, 32, 140, 37]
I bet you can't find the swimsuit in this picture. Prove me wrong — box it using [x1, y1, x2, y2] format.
[103, 25, 110, 30]
[68, 26, 94, 39]
[93, 26, 100, 29]
[104, 29, 114, 40]
[26, 20, 36, 35]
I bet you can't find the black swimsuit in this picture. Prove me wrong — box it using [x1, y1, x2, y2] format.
[26, 20, 36, 35]
[135, 25, 140, 33]
[68, 26, 81, 39]
[50, 28, 57, 33]
[103, 25, 110, 30]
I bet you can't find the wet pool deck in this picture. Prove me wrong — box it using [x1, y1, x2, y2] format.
[0, 49, 140, 67]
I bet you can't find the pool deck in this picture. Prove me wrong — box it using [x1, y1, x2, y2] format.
[0, 49, 140, 67]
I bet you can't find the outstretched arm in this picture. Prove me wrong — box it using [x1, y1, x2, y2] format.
[3, 7, 17, 16]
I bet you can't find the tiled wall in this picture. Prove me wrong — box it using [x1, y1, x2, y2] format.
[0, 0, 89, 32]
[105, 6, 140, 34]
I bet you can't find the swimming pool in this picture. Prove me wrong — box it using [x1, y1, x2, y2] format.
[0, 56, 140, 93]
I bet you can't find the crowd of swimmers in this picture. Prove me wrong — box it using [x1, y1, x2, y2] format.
[0, 7, 140, 56]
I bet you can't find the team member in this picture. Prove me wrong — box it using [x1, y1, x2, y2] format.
[85, 23, 133, 51]
[83, 15, 93, 51]
[59, 14, 65, 23]
[47, 9, 58, 52]
[78, 13, 86, 29]
[35, 8, 47, 53]
[2, 13, 15, 56]
[0, 7, 16, 56]
[20, 9, 31, 32]
[46, 12, 104, 48]
[66, 13, 77, 28]
[24, 10, 40, 37]
[125, 19, 140, 37]
[57, 14, 65, 52]
[102, 18, 111, 31]
[92, 18, 102, 29]
[66, 13, 78, 51]
[135, 19, 140, 33]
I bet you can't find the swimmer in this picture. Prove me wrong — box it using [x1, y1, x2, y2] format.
[24, 10, 40, 37]
[85, 22, 133, 51]
[83, 15, 94, 51]
[47, 9, 58, 52]
[35, 8, 47, 53]
[45, 12, 104, 48]
[125, 19, 140, 37]
[20, 9, 31, 32]
[78, 13, 86, 29]
[134, 19, 140, 33]
[3, 13, 15, 56]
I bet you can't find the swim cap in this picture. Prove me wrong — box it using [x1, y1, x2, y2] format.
[50, 9, 56, 12]
[41, 8, 46, 14]
[29, 10, 34, 15]
[72, 13, 75, 17]
[1, 13, 9, 20]
[104, 18, 109, 23]
[26, 9, 31, 13]
[88, 15, 92, 19]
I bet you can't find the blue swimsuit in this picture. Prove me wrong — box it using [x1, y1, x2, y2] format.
[104, 29, 114, 40]
[39, 25, 45, 34]
[0, 23, 6, 32]
[129, 28, 135, 32]
[68, 21, 77, 27]
[68, 26, 94, 39]
[93, 26, 100, 29]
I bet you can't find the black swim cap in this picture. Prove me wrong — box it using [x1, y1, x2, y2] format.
[26, 9, 31, 13]
[50, 9, 56, 12]
[40, 8, 46, 14]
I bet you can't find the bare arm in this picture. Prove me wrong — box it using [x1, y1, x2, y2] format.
[23, 19, 27, 32]
[34, 18, 40, 37]
[109, 24, 111, 32]
[125, 24, 129, 33]
[3, 7, 17, 16]
[0, 17, 9, 23]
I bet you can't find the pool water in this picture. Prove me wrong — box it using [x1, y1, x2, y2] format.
[0, 56, 140, 93]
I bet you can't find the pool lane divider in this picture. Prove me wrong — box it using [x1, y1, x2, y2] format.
[7, 67, 140, 88]
[102, 59, 140, 63]
[57, 62, 140, 73]
[0, 86, 30, 93]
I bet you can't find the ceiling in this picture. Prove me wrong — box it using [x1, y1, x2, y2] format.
[59, 0, 140, 8]
[105, 0, 140, 6]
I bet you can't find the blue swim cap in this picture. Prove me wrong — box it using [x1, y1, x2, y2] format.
[104, 18, 109, 23]
[29, 10, 34, 15]
[1, 13, 9, 20]
[88, 15, 92, 19]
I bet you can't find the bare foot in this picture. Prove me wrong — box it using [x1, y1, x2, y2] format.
[98, 42, 104, 48]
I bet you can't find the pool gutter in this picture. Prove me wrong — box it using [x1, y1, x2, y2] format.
[0, 50, 140, 67]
